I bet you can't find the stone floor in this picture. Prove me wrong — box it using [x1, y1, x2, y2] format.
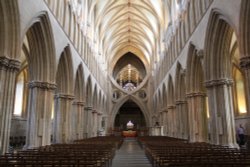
[112, 138, 152, 167]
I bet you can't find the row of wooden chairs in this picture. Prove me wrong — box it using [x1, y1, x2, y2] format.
[138, 136, 250, 167]
[0, 136, 123, 167]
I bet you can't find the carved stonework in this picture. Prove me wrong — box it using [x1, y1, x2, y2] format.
[72, 101, 85, 106]
[55, 94, 75, 100]
[175, 100, 187, 105]
[205, 78, 233, 88]
[167, 105, 176, 109]
[197, 49, 204, 58]
[161, 107, 168, 113]
[28, 81, 57, 90]
[92, 109, 98, 114]
[240, 56, 250, 70]
[186, 92, 206, 98]
[84, 106, 92, 111]
[0, 56, 20, 71]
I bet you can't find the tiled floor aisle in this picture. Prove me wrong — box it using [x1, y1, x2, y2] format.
[112, 138, 152, 167]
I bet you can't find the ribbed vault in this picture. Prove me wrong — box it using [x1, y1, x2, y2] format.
[89, 0, 164, 65]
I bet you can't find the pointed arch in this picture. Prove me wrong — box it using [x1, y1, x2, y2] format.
[110, 96, 150, 127]
[204, 9, 234, 80]
[93, 85, 98, 108]
[25, 12, 56, 82]
[162, 83, 167, 109]
[239, 0, 250, 58]
[186, 43, 205, 93]
[0, 0, 20, 59]
[167, 75, 175, 105]
[86, 76, 93, 107]
[74, 64, 85, 102]
[56, 45, 74, 94]
[175, 62, 186, 101]
[203, 10, 238, 146]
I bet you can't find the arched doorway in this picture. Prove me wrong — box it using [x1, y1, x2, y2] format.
[113, 100, 148, 136]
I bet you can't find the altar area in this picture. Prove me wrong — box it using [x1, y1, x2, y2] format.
[111, 120, 149, 137]
[122, 130, 137, 137]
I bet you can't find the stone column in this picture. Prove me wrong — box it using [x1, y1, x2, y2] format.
[53, 94, 74, 143]
[26, 81, 56, 149]
[0, 57, 20, 154]
[97, 112, 102, 132]
[186, 92, 208, 143]
[167, 105, 175, 137]
[72, 101, 85, 140]
[159, 111, 163, 126]
[205, 79, 237, 147]
[91, 109, 98, 137]
[162, 108, 168, 136]
[84, 106, 92, 138]
[176, 100, 188, 139]
[240, 56, 250, 116]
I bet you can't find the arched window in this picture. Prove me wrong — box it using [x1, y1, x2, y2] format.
[14, 70, 27, 116]
[233, 67, 247, 114]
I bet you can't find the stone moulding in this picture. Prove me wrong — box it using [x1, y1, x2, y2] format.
[205, 79, 233, 88]
[28, 81, 57, 90]
[0, 56, 20, 71]
[54, 94, 75, 100]
[240, 56, 250, 69]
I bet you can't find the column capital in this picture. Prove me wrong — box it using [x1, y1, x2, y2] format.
[97, 112, 103, 116]
[0, 56, 20, 71]
[72, 101, 85, 106]
[84, 106, 92, 111]
[175, 100, 187, 105]
[161, 107, 168, 112]
[205, 78, 233, 88]
[55, 94, 75, 100]
[92, 109, 98, 114]
[240, 56, 250, 70]
[186, 92, 206, 98]
[167, 105, 176, 109]
[28, 81, 57, 90]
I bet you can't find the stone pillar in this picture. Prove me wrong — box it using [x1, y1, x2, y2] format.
[97, 112, 102, 132]
[159, 111, 163, 126]
[167, 105, 175, 137]
[53, 94, 74, 143]
[186, 92, 208, 143]
[26, 81, 56, 149]
[240, 56, 250, 116]
[205, 79, 237, 147]
[0, 57, 20, 154]
[91, 109, 98, 137]
[84, 106, 92, 138]
[72, 101, 85, 140]
[162, 108, 168, 136]
[176, 100, 188, 139]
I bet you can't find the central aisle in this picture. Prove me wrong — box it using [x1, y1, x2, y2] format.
[112, 138, 152, 167]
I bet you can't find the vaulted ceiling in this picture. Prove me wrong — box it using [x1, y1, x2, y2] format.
[88, 0, 167, 66]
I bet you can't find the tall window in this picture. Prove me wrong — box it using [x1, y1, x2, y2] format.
[14, 71, 25, 116]
[234, 67, 247, 114]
